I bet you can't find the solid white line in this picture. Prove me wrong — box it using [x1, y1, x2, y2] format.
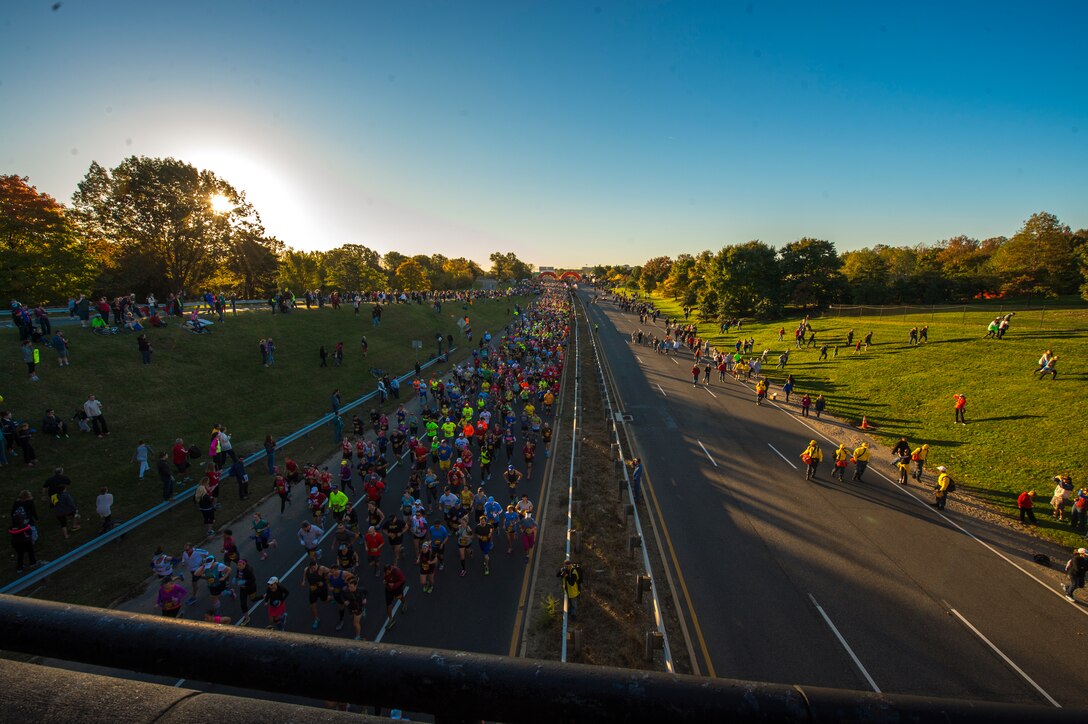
[767, 442, 798, 469]
[949, 608, 1060, 707]
[669, 356, 678, 365]
[809, 594, 880, 693]
[703, 386, 717, 399]
[656, 383, 666, 397]
[636, 356, 644, 364]
[697, 440, 718, 468]
[373, 586, 411, 644]
[767, 401, 1088, 619]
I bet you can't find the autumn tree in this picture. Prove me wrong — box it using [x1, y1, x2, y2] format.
[990, 212, 1080, 296]
[394, 259, 430, 290]
[0, 175, 99, 302]
[639, 255, 672, 294]
[326, 244, 385, 291]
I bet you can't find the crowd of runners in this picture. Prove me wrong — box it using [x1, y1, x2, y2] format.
[149, 284, 573, 636]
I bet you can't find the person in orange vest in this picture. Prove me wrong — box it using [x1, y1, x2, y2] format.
[953, 393, 967, 425]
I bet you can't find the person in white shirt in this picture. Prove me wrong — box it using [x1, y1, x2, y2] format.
[95, 486, 114, 533]
[297, 521, 325, 559]
[217, 426, 237, 464]
[83, 394, 108, 437]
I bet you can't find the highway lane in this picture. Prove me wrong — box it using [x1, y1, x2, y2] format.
[580, 290, 1088, 707]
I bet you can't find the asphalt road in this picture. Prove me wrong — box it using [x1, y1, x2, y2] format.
[579, 288, 1088, 708]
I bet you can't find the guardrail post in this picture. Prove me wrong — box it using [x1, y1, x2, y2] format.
[567, 627, 582, 657]
[623, 502, 633, 524]
[635, 574, 651, 603]
[627, 534, 642, 556]
[617, 479, 626, 501]
[570, 529, 582, 553]
[571, 499, 580, 517]
[644, 631, 664, 662]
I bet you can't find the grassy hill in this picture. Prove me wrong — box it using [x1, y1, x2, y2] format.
[629, 292, 1088, 548]
[0, 295, 528, 600]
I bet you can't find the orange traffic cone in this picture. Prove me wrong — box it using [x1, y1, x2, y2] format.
[860, 416, 873, 430]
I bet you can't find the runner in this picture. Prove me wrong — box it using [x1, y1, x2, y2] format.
[364, 525, 385, 578]
[233, 558, 258, 624]
[382, 564, 407, 628]
[385, 512, 406, 567]
[520, 512, 537, 561]
[418, 541, 438, 594]
[456, 517, 474, 577]
[263, 576, 289, 630]
[502, 504, 520, 554]
[409, 509, 428, 564]
[328, 565, 350, 629]
[300, 560, 331, 630]
[428, 518, 450, 571]
[475, 515, 495, 575]
[297, 520, 324, 561]
[503, 464, 523, 501]
[251, 512, 276, 561]
[155, 576, 187, 618]
[343, 575, 368, 640]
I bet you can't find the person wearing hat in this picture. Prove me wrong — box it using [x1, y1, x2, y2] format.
[953, 393, 967, 425]
[262, 576, 289, 630]
[933, 466, 953, 509]
[1017, 490, 1037, 525]
[851, 442, 870, 482]
[1063, 548, 1088, 602]
[910, 443, 929, 482]
[557, 559, 583, 619]
[800, 440, 823, 481]
[832, 443, 849, 481]
[503, 463, 523, 501]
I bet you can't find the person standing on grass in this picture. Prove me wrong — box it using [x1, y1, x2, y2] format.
[319, 345, 328, 367]
[953, 393, 967, 425]
[263, 435, 277, 476]
[172, 438, 191, 478]
[217, 426, 237, 465]
[51, 331, 70, 367]
[9, 516, 37, 573]
[1052, 474, 1074, 522]
[137, 333, 152, 364]
[84, 394, 108, 437]
[21, 340, 40, 382]
[95, 486, 114, 533]
[1071, 489, 1088, 533]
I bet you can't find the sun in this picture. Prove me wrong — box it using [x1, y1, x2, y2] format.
[209, 194, 233, 214]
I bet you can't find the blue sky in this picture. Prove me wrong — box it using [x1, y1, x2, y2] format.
[2, 1, 1085, 268]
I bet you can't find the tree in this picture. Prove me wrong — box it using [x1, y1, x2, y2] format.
[703, 241, 782, 319]
[70, 156, 265, 293]
[277, 249, 325, 292]
[777, 238, 846, 307]
[394, 259, 430, 291]
[840, 248, 889, 304]
[488, 251, 532, 281]
[383, 251, 409, 276]
[327, 243, 385, 291]
[639, 255, 672, 294]
[990, 212, 1079, 296]
[442, 257, 482, 288]
[662, 254, 695, 301]
[0, 175, 99, 302]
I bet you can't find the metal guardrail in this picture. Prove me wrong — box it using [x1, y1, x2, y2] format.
[579, 294, 674, 673]
[560, 291, 580, 662]
[0, 595, 1081, 723]
[0, 348, 457, 595]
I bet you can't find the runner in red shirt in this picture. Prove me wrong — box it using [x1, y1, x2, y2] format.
[364, 526, 385, 578]
[382, 564, 407, 628]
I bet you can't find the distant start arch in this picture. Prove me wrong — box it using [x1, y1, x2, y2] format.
[537, 270, 581, 281]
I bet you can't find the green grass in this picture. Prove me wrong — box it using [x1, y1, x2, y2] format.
[0, 295, 528, 602]
[632, 291, 1088, 549]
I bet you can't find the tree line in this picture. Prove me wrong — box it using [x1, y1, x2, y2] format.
[595, 214, 1088, 320]
[1, 157, 534, 303]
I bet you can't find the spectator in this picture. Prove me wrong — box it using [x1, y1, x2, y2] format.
[263, 435, 277, 476]
[9, 516, 37, 573]
[52, 484, 80, 539]
[137, 333, 153, 364]
[1063, 548, 1088, 603]
[16, 423, 37, 466]
[217, 425, 238, 465]
[1017, 490, 1037, 525]
[11, 490, 38, 530]
[157, 451, 176, 501]
[172, 438, 191, 477]
[41, 408, 69, 439]
[556, 559, 583, 619]
[21, 340, 40, 382]
[83, 394, 109, 437]
[96, 486, 114, 533]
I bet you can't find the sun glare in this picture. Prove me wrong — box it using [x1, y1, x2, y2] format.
[209, 194, 233, 214]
